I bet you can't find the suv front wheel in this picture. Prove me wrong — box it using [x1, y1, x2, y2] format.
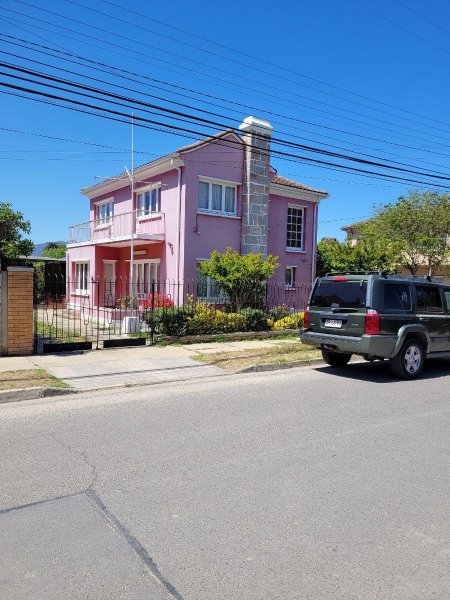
[321, 349, 352, 368]
[389, 338, 425, 380]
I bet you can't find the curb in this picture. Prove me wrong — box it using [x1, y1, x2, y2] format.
[0, 386, 76, 404]
[235, 358, 325, 374]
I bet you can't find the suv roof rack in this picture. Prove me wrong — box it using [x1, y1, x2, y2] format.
[325, 271, 390, 277]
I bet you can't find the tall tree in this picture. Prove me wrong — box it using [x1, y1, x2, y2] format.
[361, 192, 450, 276]
[42, 242, 67, 259]
[0, 202, 34, 267]
[316, 237, 397, 277]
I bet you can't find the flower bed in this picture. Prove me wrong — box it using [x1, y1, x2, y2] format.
[143, 298, 304, 336]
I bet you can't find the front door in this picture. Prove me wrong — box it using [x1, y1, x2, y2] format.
[103, 262, 116, 307]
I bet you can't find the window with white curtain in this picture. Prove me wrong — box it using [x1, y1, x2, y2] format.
[96, 201, 113, 224]
[134, 261, 160, 294]
[137, 186, 161, 217]
[198, 178, 237, 215]
[74, 262, 89, 294]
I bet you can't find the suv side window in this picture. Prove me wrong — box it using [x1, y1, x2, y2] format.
[415, 285, 443, 313]
[444, 288, 450, 311]
[383, 283, 412, 311]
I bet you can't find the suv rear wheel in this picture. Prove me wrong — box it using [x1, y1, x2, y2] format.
[389, 338, 425, 380]
[321, 349, 352, 368]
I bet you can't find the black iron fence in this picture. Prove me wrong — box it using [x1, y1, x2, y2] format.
[34, 275, 312, 352]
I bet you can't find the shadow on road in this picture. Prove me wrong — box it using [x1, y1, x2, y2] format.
[315, 358, 450, 383]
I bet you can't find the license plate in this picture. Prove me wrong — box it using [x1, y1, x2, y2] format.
[324, 319, 342, 328]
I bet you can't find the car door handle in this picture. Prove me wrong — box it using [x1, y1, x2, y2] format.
[419, 317, 430, 322]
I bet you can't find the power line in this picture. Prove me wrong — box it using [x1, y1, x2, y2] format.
[5, 46, 450, 173]
[394, 0, 450, 36]
[2, 81, 449, 191]
[349, 0, 450, 56]
[1, 125, 433, 191]
[4, 2, 450, 145]
[63, 0, 450, 134]
[3, 62, 450, 183]
[97, 0, 450, 129]
[3, 26, 450, 164]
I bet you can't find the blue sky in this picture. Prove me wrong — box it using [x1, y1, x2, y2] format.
[1, 0, 450, 245]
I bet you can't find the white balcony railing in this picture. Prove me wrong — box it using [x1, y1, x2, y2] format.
[68, 211, 165, 245]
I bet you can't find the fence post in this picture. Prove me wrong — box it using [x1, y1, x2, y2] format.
[0, 270, 7, 356]
[96, 279, 100, 350]
[150, 279, 156, 345]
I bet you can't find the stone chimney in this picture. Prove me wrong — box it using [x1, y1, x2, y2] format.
[239, 116, 273, 256]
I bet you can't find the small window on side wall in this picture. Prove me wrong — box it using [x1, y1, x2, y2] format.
[285, 266, 295, 289]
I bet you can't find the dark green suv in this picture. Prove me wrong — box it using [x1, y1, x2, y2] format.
[300, 273, 450, 379]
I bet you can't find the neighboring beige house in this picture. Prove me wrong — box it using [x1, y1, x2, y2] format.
[342, 222, 450, 284]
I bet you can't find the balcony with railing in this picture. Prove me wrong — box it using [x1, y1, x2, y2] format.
[68, 211, 165, 246]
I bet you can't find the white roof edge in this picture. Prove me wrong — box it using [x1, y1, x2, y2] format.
[81, 155, 183, 198]
[269, 182, 328, 202]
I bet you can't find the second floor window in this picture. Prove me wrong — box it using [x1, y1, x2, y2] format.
[96, 201, 113, 224]
[198, 179, 237, 214]
[137, 187, 161, 217]
[286, 206, 304, 250]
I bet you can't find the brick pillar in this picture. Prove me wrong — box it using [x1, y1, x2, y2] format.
[6, 267, 34, 356]
[239, 116, 273, 256]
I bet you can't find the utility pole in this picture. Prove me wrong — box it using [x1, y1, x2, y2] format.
[125, 113, 135, 300]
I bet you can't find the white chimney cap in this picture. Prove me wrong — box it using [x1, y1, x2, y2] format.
[239, 116, 273, 136]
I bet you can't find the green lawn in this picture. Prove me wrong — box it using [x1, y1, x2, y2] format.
[192, 343, 322, 373]
[0, 369, 69, 391]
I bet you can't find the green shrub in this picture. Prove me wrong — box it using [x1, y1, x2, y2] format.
[240, 308, 270, 332]
[273, 312, 304, 330]
[160, 308, 190, 336]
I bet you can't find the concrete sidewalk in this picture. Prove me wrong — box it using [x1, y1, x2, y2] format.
[0, 338, 300, 391]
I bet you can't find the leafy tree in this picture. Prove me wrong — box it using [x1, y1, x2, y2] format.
[198, 247, 279, 311]
[316, 237, 397, 277]
[361, 191, 450, 276]
[0, 202, 34, 266]
[42, 241, 67, 259]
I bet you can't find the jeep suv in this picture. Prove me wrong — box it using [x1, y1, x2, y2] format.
[300, 273, 450, 379]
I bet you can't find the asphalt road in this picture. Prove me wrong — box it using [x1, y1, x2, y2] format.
[1, 358, 449, 600]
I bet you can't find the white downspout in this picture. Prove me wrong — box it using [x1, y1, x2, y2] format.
[175, 165, 182, 282]
[311, 202, 319, 282]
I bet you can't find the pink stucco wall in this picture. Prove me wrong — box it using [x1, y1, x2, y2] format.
[179, 134, 245, 281]
[268, 194, 317, 285]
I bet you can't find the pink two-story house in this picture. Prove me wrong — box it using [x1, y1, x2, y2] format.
[67, 116, 328, 307]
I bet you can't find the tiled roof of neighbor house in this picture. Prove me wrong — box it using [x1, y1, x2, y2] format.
[271, 175, 327, 195]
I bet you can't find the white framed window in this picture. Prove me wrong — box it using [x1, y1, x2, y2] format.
[196, 261, 223, 300]
[286, 206, 304, 251]
[198, 178, 237, 215]
[74, 261, 89, 294]
[285, 266, 295, 289]
[137, 186, 161, 217]
[95, 199, 114, 225]
[132, 260, 160, 295]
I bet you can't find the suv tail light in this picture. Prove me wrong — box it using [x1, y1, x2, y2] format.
[364, 309, 380, 335]
[303, 307, 309, 329]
